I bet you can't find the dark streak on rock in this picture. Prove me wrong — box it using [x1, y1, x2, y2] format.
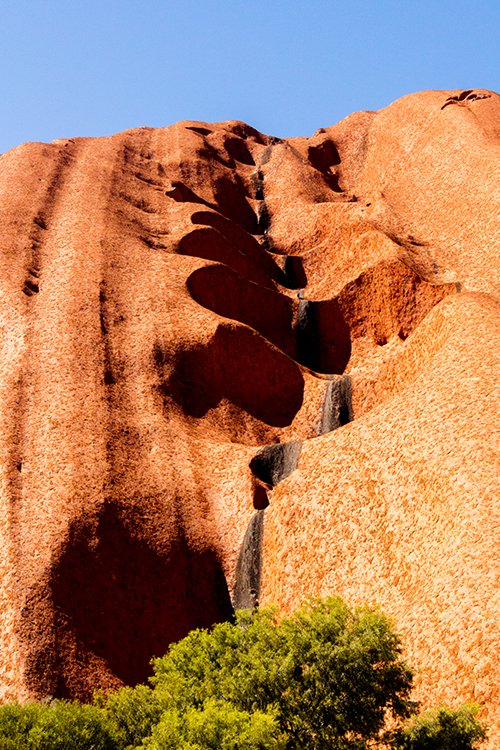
[249, 441, 302, 487]
[318, 376, 352, 435]
[296, 298, 321, 371]
[232, 511, 264, 610]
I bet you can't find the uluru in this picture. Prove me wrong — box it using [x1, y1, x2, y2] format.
[0, 88, 498, 745]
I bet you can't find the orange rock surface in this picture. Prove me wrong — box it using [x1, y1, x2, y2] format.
[0, 89, 498, 743]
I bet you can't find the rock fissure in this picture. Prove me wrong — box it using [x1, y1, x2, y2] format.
[232, 510, 264, 611]
[249, 441, 303, 488]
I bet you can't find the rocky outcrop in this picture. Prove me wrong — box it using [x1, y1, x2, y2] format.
[0, 89, 498, 744]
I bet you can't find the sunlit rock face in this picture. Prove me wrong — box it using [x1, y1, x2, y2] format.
[0, 89, 498, 744]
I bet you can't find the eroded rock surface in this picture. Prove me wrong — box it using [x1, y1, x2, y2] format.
[0, 89, 498, 744]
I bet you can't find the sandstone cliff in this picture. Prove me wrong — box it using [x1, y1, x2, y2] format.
[0, 89, 498, 744]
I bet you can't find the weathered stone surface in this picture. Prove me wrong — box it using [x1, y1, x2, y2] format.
[0, 90, 498, 744]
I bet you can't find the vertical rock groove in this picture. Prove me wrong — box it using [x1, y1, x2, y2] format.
[318, 376, 352, 435]
[249, 442, 302, 487]
[232, 511, 264, 611]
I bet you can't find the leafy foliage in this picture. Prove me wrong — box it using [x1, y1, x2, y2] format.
[395, 704, 487, 750]
[143, 700, 284, 750]
[150, 597, 414, 749]
[98, 685, 162, 750]
[0, 598, 487, 749]
[0, 700, 115, 749]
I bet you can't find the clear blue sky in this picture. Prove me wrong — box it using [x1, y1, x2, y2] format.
[1, 0, 498, 153]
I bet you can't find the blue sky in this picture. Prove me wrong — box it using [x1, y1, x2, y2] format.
[1, 0, 498, 153]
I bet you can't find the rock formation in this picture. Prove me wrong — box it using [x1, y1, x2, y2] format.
[0, 89, 498, 744]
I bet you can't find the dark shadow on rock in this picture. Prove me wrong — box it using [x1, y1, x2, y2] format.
[167, 324, 304, 427]
[190, 211, 290, 286]
[213, 175, 258, 233]
[167, 176, 259, 234]
[187, 264, 297, 358]
[165, 181, 212, 206]
[30, 502, 233, 699]
[307, 139, 341, 171]
[225, 122, 266, 144]
[307, 139, 343, 192]
[283, 255, 307, 289]
[253, 482, 269, 510]
[185, 126, 213, 136]
[177, 227, 276, 289]
[223, 136, 255, 166]
[296, 298, 351, 374]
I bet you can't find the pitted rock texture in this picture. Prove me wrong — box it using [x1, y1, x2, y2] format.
[0, 89, 498, 744]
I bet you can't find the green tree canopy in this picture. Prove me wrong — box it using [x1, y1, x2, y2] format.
[148, 597, 415, 749]
[395, 704, 487, 750]
[0, 597, 487, 749]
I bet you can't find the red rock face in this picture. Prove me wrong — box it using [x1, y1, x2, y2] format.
[0, 90, 498, 743]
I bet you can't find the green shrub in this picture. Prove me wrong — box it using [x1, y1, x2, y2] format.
[143, 699, 284, 750]
[150, 597, 415, 749]
[0, 702, 44, 749]
[0, 700, 115, 750]
[102, 685, 162, 750]
[395, 703, 487, 750]
[0, 598, 487, 750]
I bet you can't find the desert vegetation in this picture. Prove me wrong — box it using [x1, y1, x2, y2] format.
[0, 598, 486, 749]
